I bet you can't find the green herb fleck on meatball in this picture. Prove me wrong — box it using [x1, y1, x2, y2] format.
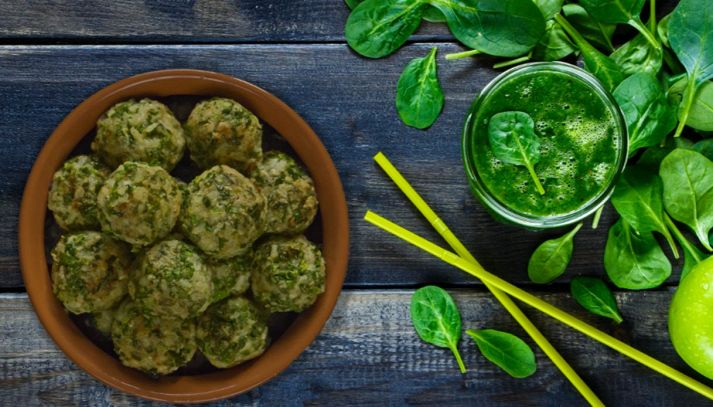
[209, 252, 253, 304]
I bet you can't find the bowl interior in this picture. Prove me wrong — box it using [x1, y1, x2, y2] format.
[19, 70, 349, 403]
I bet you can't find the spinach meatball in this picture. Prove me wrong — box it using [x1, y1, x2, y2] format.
[209, 252, 253, 304]
[197, 296, 269, 368]
[92, 98, 185, 171]
[112, 300, 197, 375]
[97, 162, 183, 247]
[251, 235, 326, 313]
[252, 151, 319, 235]
[48, 155, 110, 231]
[180, 165, 267, 259]
[184, 97, 263, 174]
[129, 240, 212, 319]
[50, 231, 131, 314]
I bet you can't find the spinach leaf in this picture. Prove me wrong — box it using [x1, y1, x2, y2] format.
[578, 0, 660, 51]
[533, 20, 576, 61]
[610, 33, 663, 76]
[562, 4, 616, 52]
[668, 0, 713, 137]
[570, 276, 623, 323]
[534, 0, 564, 20]
[429, 0, 546, 58]
[665, 213, 706, 281]
[344, 0, 362, 8]
[660, 148, 713, 251]
[466, 329, 536, 378]
[669, 79, 713, 132]
[613, 73, 676, 155]
[488, 111, 545, 195]
[637, 137, 693, 172]
[555, 14, 625, 92]
[410, 286, 466, 373]
[604, 219, 672, 289]
[422, 5, 446, 22]
[396, 48, 444, 129]
[528, 223, 582, 284]
[345, 0, 427, 59]
[657, 12, 672, 48]
[611, 166, 679, 258]
[692, 139, 713, 161]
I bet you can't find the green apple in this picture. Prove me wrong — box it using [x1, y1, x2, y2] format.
[669, 255, 713, 379]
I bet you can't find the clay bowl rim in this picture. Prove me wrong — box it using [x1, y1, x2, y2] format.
[18, 69, 349, 403]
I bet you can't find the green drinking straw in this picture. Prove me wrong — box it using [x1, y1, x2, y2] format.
[363, 210, 713, 401]
[373, 152, 601, 406]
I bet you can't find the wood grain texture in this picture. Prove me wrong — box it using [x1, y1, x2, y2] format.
[0, 290, 709, 406]
[0, 44, 690, 288]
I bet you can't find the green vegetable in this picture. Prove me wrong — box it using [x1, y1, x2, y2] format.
[660, 148, 713, 251]
[533, 0, 563, 20]
[487, 111, 545, 195]
[466, 329, 536, 378]
[610, 166, 679, 258]
[668, 0, 713, 137]
[562, 4, 616, 52]
[410, 286, 467, 373]
[344, 0, 362, 8]
[396, 48, 444, 129]
[533, 20, 576, 62]
[637, 137, 693, 172]
[527, 223, 582, 284]
[422, 5, 446, 22]
[657, 12, 672, 48]
[578, 0, 660, 51]
[570, 276, 623, 323]
[692, 139, 713, 161]
[604, 219, 672, 289]
[429, 0, 546, 58]
[665, 213, 705, 281]
[610, 33, 663, 76]
[555, 14, 625, 92]
[345, 0, 427, 59]
[613, 73, 676, 155]
[669, 79, 713, 132]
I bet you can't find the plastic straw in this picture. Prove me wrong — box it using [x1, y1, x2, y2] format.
[364, 210, 713, 401]
[373, 152, 601, 406]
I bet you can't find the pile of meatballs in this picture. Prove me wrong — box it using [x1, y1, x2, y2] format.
[47, 97, 325, 375]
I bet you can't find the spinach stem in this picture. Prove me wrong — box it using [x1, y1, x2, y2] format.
[664, 213, 703, 262]
[628, 17, 661, 54]
[526, 163, 545, 195]
[445, 49, 481, 60]
[555, 14, 590, 52]
[665, 72, 688, 90]
[674, 76, 699, 137]
[450, 345, 467, 373]
[493, 52, 532, 69]
[591, 206, 604, 229]
[649, 0, 657, 33]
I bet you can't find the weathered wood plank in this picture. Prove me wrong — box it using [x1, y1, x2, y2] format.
[0, 290, 709, 406]
[0, 0, 679, 44]
[0, 44, 688, 288]
[0, 0, 450, 43]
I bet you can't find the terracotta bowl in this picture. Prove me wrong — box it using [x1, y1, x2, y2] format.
[18, 69, 349, 403]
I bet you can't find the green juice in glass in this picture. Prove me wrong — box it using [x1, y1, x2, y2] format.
[462, 63, 627, 228]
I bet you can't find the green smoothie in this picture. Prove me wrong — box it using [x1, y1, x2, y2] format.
[463, 63, 626, 224]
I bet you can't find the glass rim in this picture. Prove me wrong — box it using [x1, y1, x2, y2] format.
[462, 61, 629, 229]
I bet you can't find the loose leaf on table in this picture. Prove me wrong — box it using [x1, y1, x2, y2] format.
[570, 276, 623, 323]
[396, 48, 444, 129]
[610, 33, 663, 76]
[604, 219, 672, 289]
[669, 79, 713, 132]
[466, 329, 536, 378]
[487, 111, 545, 195]
[668, 0, 713, 137]
[428, 0, 546, 57]
[610, 166, 679, 258]
[555, 14, 625, 92]
[410, 286, 467, 373]
[613, 73, 676, 155]
[528, 223, 582, 284]
[578, 0, 660, 51]
[345, 0, 427, 59]
[562, 3, 616, 52]
[660, 148, 713, 251]
[345, 0, 445, 23]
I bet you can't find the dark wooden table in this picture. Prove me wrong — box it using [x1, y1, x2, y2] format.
[1, 1, 709, 405]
